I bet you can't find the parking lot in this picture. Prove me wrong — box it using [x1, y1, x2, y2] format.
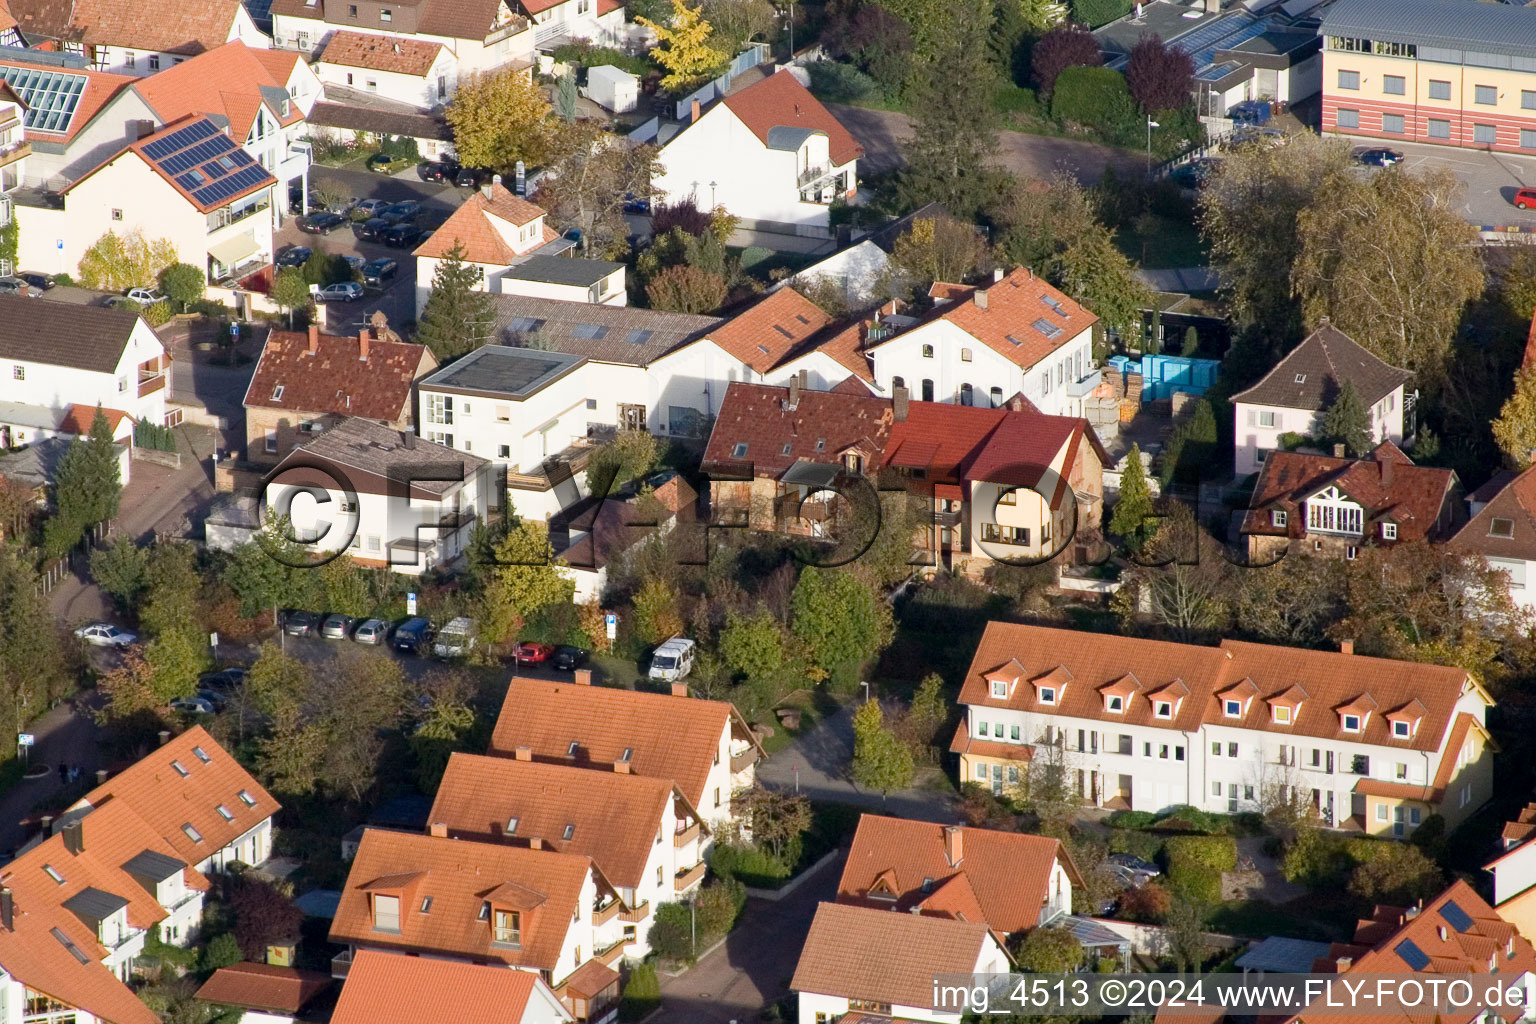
[1340, 135, 1536, 229]
[277, 165, 468, 332]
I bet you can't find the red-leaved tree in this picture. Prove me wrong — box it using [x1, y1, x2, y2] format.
[231, 877, 304, 959]
[1032, 24, 1103, 100]
[1126, 33, 1194, 114]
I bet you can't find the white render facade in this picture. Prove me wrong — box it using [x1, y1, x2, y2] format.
[70, 7, 269, 76]
[1234, 385, 1408, 476]
[271, 1, 534, 76]
[869, 318, 1096, 417]
[794, 933, 1009, 1024]
[316, 45, 459, 109]
[959, 685, 1491, 831]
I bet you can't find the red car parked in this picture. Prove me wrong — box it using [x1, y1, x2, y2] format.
[513, 641, 555, 665]
[1515, 188, 1536, 211]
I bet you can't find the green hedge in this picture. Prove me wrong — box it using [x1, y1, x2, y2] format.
[1051, 66, 1137, 137]
[708, 843, 792, 888]
[134, 420, 177, 453]
[1152, 804, 1228, 835]
[1165, 834, 1237, 904]
[807, 61, 879, 104]
[1109, 828, 1164, 863]
[618, 962, 660, 1021]
[1071, 0, 1132, 26]
[1107, 810, 1156, 829]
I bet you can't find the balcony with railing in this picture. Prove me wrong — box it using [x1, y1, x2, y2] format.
[730, 747, 758, 775]
[484, 13, 530, 43]
[596, 937, 626, 967]
[674, 862, 706, 891]
[594, 897, 623, 926]
[674, 820, 700, 848]
[1067, 368, 1103, 398]
[331, 949, 354, 978]
[138, 363, 166, 398]
[620, 900, 650, 923]
[931, 507, 962, 529]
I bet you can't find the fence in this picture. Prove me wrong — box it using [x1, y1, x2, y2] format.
[672, 43, 770, 121]
[627, 116, 660, 144]
[34, 554, 70, 597]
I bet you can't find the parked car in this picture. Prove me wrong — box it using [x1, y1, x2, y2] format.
[0, 277, 39, 298]
[1168, 158, 1217, 190]
[198, 667, 247, 690]
[513, 641, 555, 665]
[1108, 853, 1161, 882]
[125, 287, 163, 304]
[363, 258, 397, 287]
[622, 193, 650, 214]
[1357, 147, 1404, 167]
[282, 610, 319, 636]
[648, 636, 696, 682]
[355, 218, 390, 243]
[18, 272, 53, 292]
[353, 618, 388, 645]
[1514, 188, 1536, 211]
[367, 152, 411, 174]
[316, 281, 365, 302]
[1228, 99, 1272, 126]
[298, 211, 346, 234]
[341, 254, 366, 274]
[354, 198, 390, 217]
[391, 617, 433, 654]
[102, 295, 139, 308]
[433, 617, 477, 659]
[75, 622, 137, 647]
[385, 200, 421, 220]
[195, 688, 229, 711]
[417, 159, 459, 182]
[170, 697, 217, 715]
[382, 224, 423, 248]
[552, 645, 590, 671]
[321, 614, 355, 639]
[276, 246, 312, 268]
[454, 167, 487, 189]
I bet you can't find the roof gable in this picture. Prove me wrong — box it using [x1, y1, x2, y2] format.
[790, 902, 992, 1008]
[1231, 323, 1413, 410]
[1450, 463, 1536, 562]
[706, 287, 833, 375]
[243, 326, 433, 421]
[1244, 443, 1457, 544]
[133, 42, 301, 142]
[719, 69, 863, 167]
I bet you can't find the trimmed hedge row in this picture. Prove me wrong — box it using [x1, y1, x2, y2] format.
[1165, 834, 1237, 903]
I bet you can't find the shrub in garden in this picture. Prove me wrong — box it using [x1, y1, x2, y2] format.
[619, 962, 661, 1021]
[808, 61, 879, 104]
[1051, 66, 1137, 139]
[1119, 880, 1172, 922]
[1164, 834, 1236, 903]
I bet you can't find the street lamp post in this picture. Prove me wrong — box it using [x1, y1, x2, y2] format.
[1146, 116, 1161, 174]
[860, 681, 871, 703]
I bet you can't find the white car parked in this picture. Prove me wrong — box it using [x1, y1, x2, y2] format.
[315, 281, 364, 303]
[74, 622, 137, 647]
[125, 288, 163, 304]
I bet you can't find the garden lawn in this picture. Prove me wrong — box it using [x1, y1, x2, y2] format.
[1115, 214, 1208, 270]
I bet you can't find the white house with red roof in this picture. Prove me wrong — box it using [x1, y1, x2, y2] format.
[269, 0, 536, 76]
[866, 267, 1100, 418]
[0, 55, 154, 192]
[8, 0, 269, 78]
[653, 69, 863, 236]
[413, 179, 562, 314]
[17, 115, 278, 289]
[316, 30, 460, 108]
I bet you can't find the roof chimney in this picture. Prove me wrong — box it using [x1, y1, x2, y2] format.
[573, 668, 592, 686]
[529, 837, 543, 850]
[1340, 639, 1354, 655]
[614, 758, 631, 774]
[1, 888, 13, 932]
[671, 682, 688, 697]
[359, 329, 370, 361]
[158, 730, 171, 746]
[482, 176, 495, 201]
[402, 430, 416, 449]
[307, 324, 319, 354]
[61, 820, 82, 856]
[428, 822, 447, 838]
[787, 374, 800, 411]
[893, 385, 909, 422]
[691, 99, 701, 122]
[993, 267, 1005, 283]
[944, 825, 963, 867]
[514, 746, 532, 761]
[95, 769, 107, 785]
[974, 288, 988, 311]
[1379, 453, 1393, 488]
[40, 815, 52, 835]
[1336, 956, 1353, 972]
[1333, 443, 1346, 458]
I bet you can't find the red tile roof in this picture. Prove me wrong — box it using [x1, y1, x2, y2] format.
[706, 288, 833, 375]
[957, 621, 1483, 753]
[838, 814, 1076, 935]
[73, 725, 281, 866]
[878, 268, 1095, 371]
[1451, 463, 1536, 563]
[415, 183, 554, 265]
[700, 381, 892, 480]
[791, 901, 994, 1008]
[0, 58, 135, 142]
[1285, 881, 1536, 1024]
[195, 962, 331, 1013]
[487, 677, 760, 810]
[133, 41, 303, 143]
[428, 752, 682, 890]
[67, 0, 245, 56]
[330, 829, 595, 974]
[1244, 442, 1459, 544]
[320, 30, 445, 75]
[58, 405, 129, 436]
[243, 327, 435, 421]
[250, 47, 305, 83]
[721, 70, 862, 167]
[331, 949, 553, 1024]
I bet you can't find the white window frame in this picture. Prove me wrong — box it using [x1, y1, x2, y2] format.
[1224, 699, 1242, 718]
[990, 680, 1007, 698]
[1342, 713, 1361, 733]
[1392, 720, 1410, 738]
[1038, 686, 1056, 705]
[1154, 701, 1172, 719]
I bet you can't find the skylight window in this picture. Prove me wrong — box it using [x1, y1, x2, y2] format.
[192, 746, 211, 763]
[782, 443, 792, 455]
[815, 439, 825, 451]
[420, 896, 433, 913]
[216, 805, 233, 821]
[571, 324, 608, 340]
[51, 928, 89, 964]
[171, 760, 189, 777]
[1041, 295, 1066, 317]
[271, 385, 284, 401]
[1031, 318, 1063, 339]
[1005, 335, 1024, 346]
[1396, 939, 1430, 971]
[756, 344, 770, 355]
[567, 741, 579, 756]
[562, 824, 575, 840]
[773, 325, 794, 339]
[1491, 517, 1515, 538]
[182, 823, 204, 843]
[621, 748, 633, 762]
[625, 329, 653, 345]
[237, 790, 256, 806]
[733, 443, 748, 457]
[506, 817, 519, 835]
[1294, 374, 1307, 384]
[42, 864, 63, 885]
[479, 902, 490, 920]
[506, 317, 546, 334]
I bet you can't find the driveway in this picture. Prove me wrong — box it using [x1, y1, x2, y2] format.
[1334, 134, 1536, 230]
[828, 103, 1143, 183]
[756, 704, 957, 824]
[658, 851, 841, 1024]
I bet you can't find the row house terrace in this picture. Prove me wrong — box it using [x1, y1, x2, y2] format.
[329, 828, 624, 1023]
[951, 622, 1494, 838]
[429, 752, 710, 954]
[700, 378, 1107, 577]
[486, 674, 764, 834]
[331, 949, 573, 1024]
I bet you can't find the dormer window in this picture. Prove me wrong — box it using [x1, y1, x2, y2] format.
[372, 893, 400, 932]
[1273, 705, 1292, 724]
[1271, 510, 1287, 528]
[1382, 523, 1397, 540]
[1154, 701, 1172, 719]
[1224, 699, 1243, 718]
[493, 909, 521, 947]
[989, 679, 1007, 699]
[1039, 686, 1056, 705]
[1106, 695, 1123, 713]
[1393, 720, 1411, 738]
[1342, 714, 1362, 733]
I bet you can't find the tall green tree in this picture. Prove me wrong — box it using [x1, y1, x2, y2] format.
[790, 568, 890, 692]
[479, 521, 574, 645]
[1109, 444, 1154, 551]
[0, 549, 68, 753]
[223, 515, 316, 618]
[416, 242, 499, 359]
[1493, 365, 1536, 469]
[159, 262, 206, 311]
[719, 609, 786, 697]
[44, 406, 123, 556]
[271, 267, 311, 328]
[851, 698, 914, 800]
[1058, 228, 1153, 349]
[556, 68, 578, 120]
[90, 540, 150, 613]
[1321, 379, 1372, 457]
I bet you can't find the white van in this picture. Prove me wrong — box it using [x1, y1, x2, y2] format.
[433, 617, 477, 659]
[647, 637, 696, 682]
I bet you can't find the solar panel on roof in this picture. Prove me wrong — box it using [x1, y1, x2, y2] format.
[1396, 939, 1430, 970]
[1032, 317, 1064, 339]
[506, 316, 545, 333]
[190, 164, 270, 206]
[571, 324, 607, 340]
[626, 329, 653, 345]
[142, 119, 218, 159]
[1441, 900, 1475, 933]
